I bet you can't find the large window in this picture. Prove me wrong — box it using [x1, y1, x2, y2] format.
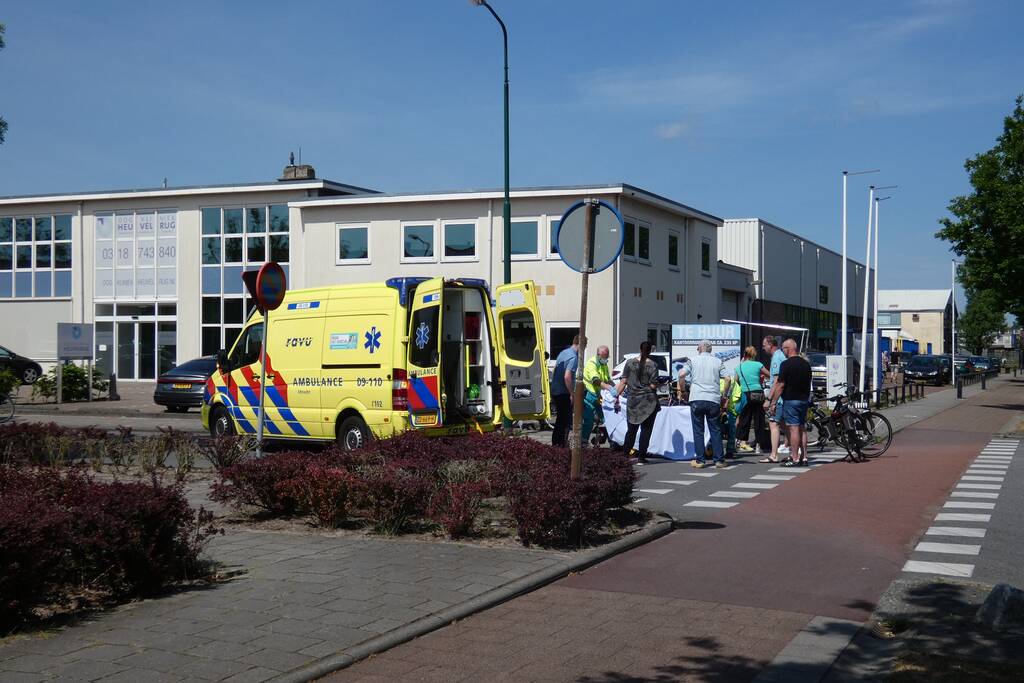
[668, 231, 679, 270]
[548, 218, 561, 257]
[638, 223, 651, 263]
[402, 222, 436, 262]
[336, 225, 369, 263]
[623, 220, 636, 259]
[701, 240, 711, 274]
[443, 221, 476, 260]
[819, 285, 829, 304]
[1, 214, 72, 298]
[95, 210, 177, 300]
[510, 220, 539, 259]
[201, 204, 288, 355]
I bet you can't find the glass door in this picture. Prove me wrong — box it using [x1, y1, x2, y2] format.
[117, 322, 137, 380]
[138, 322, 156, 379]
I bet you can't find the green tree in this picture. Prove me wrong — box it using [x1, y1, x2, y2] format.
[937, 95, 1024, 312]
[958, 289, 1006, 355]
[0, 24, 6, 144]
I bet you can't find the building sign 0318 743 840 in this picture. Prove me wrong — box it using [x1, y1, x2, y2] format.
[94, 211, 178, 299]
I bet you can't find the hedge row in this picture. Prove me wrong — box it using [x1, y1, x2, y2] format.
[0, 467, 220, 628]
[212, 431, 636, 547]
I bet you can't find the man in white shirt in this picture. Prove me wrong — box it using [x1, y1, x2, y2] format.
[679, 340, 732, 469]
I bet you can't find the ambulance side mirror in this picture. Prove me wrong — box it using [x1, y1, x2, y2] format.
[216, 349, 233, 372]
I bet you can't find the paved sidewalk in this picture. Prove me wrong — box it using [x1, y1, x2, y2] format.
[0, 529, 568, 682]
[326, 378, 1024, 682]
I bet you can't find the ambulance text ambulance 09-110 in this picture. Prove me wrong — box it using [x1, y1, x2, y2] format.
[201, 277, 551, 448]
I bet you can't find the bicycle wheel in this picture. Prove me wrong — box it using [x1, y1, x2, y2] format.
[854, 411, 893, 458]
[805, 418, 824, 449]
[0, 395, 14, 424]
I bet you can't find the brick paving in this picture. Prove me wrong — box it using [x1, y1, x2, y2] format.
[326, 585, 811, 683]
[0, 530, 567, 682]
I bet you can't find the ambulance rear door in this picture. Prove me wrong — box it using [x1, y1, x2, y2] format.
[493, 280, 550, 420]
[406, 277, 444, 428]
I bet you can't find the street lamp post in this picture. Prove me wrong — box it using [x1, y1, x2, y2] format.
[871, 193, 893, 395]
[841, 169, 879, 357]
[952, 259, 959, 387]
[471, 0, 512, 285]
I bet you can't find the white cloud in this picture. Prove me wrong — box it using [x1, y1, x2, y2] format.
[655, 121, 691, 140]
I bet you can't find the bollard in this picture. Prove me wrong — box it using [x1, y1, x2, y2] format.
[982, 373, 987, 390]
[109, 373, 120, 401]
[956, 379, 963, 400]
[901, 384, 906, 403]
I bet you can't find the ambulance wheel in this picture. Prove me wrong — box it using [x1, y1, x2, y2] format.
[210, 405, 235, 438]
[337, 416, 371, 451]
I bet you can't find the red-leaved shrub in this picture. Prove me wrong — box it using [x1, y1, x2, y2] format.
[295, 465, 354, 528]
[211, 451, 328, 514]
[0, 466, 220, 627]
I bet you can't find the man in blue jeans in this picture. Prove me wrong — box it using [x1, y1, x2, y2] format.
[679, 339, 732, 469]
[765, 338, 812, 467]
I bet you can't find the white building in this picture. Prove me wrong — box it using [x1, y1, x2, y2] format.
[718, 218, 875, 351]
[0, 166, 723, 380]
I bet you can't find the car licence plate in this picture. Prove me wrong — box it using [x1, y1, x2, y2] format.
[173, 383, 191, 389]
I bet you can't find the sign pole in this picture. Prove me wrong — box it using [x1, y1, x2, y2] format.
[87, 360, 93, 402]
[570, 199, 596, 480]
[256, 309, 270, 459]
[56, 364, 62, 405]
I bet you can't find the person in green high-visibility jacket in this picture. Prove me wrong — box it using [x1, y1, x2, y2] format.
[581, 345, 614, 446]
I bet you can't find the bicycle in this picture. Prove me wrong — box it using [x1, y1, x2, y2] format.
[0, 391, 15, 424]
[807, 384, 893, 461]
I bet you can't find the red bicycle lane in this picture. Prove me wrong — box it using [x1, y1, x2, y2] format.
[564, 426, 988, 622]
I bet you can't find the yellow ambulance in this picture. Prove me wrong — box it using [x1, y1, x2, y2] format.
[201, 277, 550, 448]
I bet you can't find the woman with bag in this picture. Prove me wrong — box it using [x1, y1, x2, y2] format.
[614, 340, 661, 465]
[734, 345, 769, 455]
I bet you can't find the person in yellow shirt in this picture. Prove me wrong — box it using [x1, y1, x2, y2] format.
[720, 376, 742, 458]
[581, 345, 614, 445]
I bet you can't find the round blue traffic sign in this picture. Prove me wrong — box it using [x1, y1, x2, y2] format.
[556, 199, 625, 274]
[255, 262, 287, 312]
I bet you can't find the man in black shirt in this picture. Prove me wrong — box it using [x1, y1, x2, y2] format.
[764, 338, 812, 466]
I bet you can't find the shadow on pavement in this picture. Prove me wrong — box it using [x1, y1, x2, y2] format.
[576, 635, 763, 683]
[674, 521, 726, 531]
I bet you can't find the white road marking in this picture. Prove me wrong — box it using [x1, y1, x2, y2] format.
[752, 474, 796, 481]
[956, 483, 1002, 490]
[683, 500, 739, 508]
[935, 513, 992, 522]
[634, 488, 674, 495]
[678, 471, 721, 478]
[733, 482, 778, 489]
[656, 480, 698, 486]
[969, 464, 1010, 468]
[944, 501, 996, 510]
[950, 491, 1000, 499]
[769, 467, 809, 474]
[632, 497, 649, 503]
[709, 491, 759, 499]
[903, 560, 974, 577]
[960, 476, 1005, 482]
[926, 526, 986, 538]
[915, 541, 981, 555]
[966, 470, 1006, 476]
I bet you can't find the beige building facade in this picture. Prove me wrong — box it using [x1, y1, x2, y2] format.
[0, 173, 722, 380]
[877, 289, 955, 355]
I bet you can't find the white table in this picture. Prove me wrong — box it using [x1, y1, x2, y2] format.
[600, 391, 711, 461]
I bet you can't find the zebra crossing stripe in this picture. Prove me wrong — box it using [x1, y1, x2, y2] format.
[944, 501, 996, 510]
[915, 541, 981, 555]
[950, 491, 999, 499]
[956, 483, 1002, 490]
[684, 500, 739, 509]
[935, 513, 991, 522]
[903, 560, 974, 577]
[751, 474, 796, 481]
[656, 480, 698, 485]
[634, 488, 673, 495]
[733, 482, 778, 489]
[960, 476, 1004, 482]
[709, 491, 759, 499]
[926, 526, 986, 538]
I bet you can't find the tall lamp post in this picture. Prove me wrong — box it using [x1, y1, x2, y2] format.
[871, 192, 894, 394]
[471, 0, 512, 285]
[841, 169, 879, 357]
[952, 259, 960, 387]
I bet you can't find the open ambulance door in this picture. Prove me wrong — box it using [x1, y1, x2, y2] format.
[406, 277, 444, 428]
[494, 281, 551, 421]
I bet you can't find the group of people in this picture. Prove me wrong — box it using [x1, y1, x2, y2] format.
[549, 334, 814, 468]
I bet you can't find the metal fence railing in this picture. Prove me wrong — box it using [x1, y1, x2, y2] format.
[865, 382, 926, 409]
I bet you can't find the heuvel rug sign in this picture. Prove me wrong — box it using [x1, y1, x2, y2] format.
[57, 323, 94, 360]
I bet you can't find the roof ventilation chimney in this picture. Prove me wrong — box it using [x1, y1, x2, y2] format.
[280, 151, 315, 181]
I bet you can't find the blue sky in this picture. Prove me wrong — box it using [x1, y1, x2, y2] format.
[1, 0, 1021, 296]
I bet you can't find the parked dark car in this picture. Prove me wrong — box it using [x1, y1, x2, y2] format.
[970, 356, 995, 371]
[0, 344, 44, 384]
[903, 354, 951, 386]
[153, 356, 217, 412]
[953, 356, 975, 376]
